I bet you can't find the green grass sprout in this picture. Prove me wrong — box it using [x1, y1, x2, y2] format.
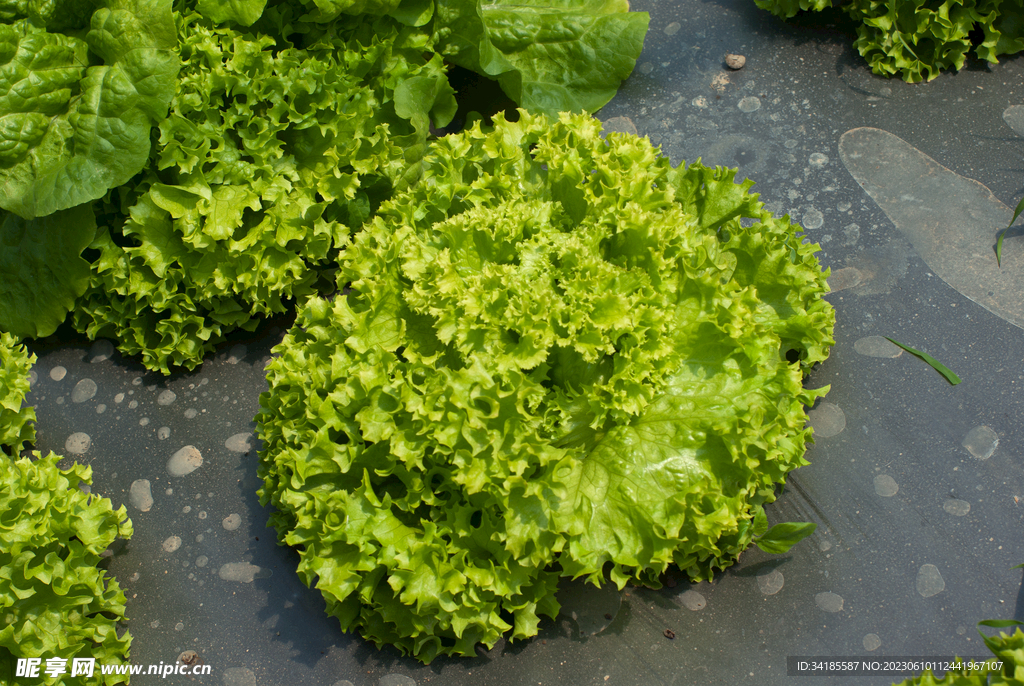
[885, 337, 962, 385]
[996, 194, 1024, 267]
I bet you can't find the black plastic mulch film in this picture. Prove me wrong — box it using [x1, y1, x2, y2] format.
[14, 0, 1024, 684]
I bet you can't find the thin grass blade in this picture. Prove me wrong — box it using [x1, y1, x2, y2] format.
[885, 337, 962, 385]
[997, 195, 1024, 267]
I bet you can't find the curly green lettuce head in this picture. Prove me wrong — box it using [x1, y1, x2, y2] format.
[0, 453, 134, 685]
[256, 110, 835, 662]
[73, 7, 453, 373]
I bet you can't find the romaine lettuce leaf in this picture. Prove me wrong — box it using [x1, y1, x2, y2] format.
[434, 0, 649, 115]
[0, 206, 96, 339]
[0, 0, 178, 219]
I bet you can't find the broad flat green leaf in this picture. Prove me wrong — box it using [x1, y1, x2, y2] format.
[0, 0, 178, 219]
[0, 205, 96, 338]
[754, 521, 816, 554]
[885, 337, 962, 385]
[389, 0, 433, 25]
[0, 0, 99, 30]
[394, 73, 458, 130]
[196, 0, 267, 25]
[435, 0, 649, 115]
[558, 355, 819, 586]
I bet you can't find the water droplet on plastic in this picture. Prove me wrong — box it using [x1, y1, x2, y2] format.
[962, 426, 998, 460]
[89, 340, 114, 363]
[916, 564, 944, 597]
[942, 498, 970, 516]
[65, 432, 91, 454]
[874, 475, 898, 497]
[167, 446, 203, 477]
[130, 480, 153, 512]
[807, 403, 845, 438]
[225, 433, 253, 453]
[815, 592, 844, 612]
[71, 379, 97, 403]
[757, 570, 785, 595]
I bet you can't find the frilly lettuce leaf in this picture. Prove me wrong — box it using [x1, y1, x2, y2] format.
[256, 110, 834, 662]
[753, 0, 1024, 82]
[0, 332, 36, 456]
[752, 0, 832, 19]
[74, 9, 444, 373]
[894, 626, 1024, 684]
[0, 0, 178, 219]
[850, 0, 981, 82]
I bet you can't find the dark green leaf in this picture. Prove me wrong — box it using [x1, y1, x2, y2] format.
[196, 0, 268, 25]
[754, 522, 816, 554]
[0, 205, 96, 338]
[884, 338, 961, 385]
[978, 620, 1024, 628]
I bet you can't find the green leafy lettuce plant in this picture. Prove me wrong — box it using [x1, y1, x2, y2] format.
[0, 335, 134, 685]
[753, 0, 1024, 83]
[0, 454, 135, 686]
[0, 0, 179, 338]
[256, 110, 835, 662]
[71, 1, 453, 373]
[201, 0, 650, 117]
[3, 0, 647, 368]
[894, 621, 1024, 685]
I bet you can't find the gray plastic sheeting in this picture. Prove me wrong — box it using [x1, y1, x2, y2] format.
[18, 0, 1024, 683]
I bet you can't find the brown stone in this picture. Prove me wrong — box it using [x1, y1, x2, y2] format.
[725, 54, 746, 70]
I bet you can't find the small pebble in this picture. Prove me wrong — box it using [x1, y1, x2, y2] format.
[725, 54, 746, 70]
